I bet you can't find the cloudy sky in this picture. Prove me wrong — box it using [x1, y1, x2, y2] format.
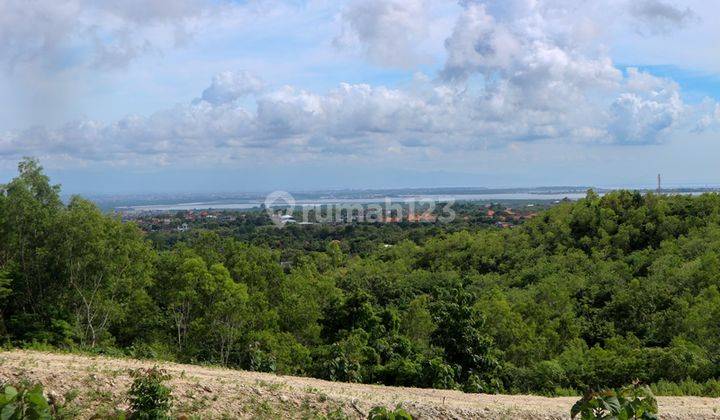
[1, 0, 719, 193]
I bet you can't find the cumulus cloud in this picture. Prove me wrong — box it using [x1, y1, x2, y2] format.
[439, 0, 702, 145]
[442, 1, 621, 99]
[693, 101, 720, 133]
[629, 0, 697, 34]
[0, 99, 258, 163]
[200, 71, 265, 105]
[334, 0, 433, 67]
[0, 67, 700, 165]
[611, 90, 690, 148]
[608, 69, 683, 144]
[0, 0, 716, 166]
[0, 79, 470, 163]
[0, 0, 217, 72]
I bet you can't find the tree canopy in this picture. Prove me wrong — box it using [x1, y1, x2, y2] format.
[3, 158, 720, 395]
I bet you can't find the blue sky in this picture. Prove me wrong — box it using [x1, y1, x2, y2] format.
[633, 66, 720, 102]
[0, 0, 719, 193]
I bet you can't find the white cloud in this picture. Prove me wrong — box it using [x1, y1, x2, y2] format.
[693, 101, 720, 133]
[334, 0, 455, 68]
[439, 1, 704, 145]
[608, 92, 681, 144]
[607, 68, 684, 144]
[0, 0, 223, 72]
[200, 71, 265, 105]
[0, 64, 701, 165]
[0, 0, 716, 168]
[442, 1, 621, 98]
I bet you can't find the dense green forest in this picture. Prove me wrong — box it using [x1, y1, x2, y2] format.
[3, 158, 720, 396]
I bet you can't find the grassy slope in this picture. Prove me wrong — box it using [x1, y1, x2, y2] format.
[1, 350, 719, 419]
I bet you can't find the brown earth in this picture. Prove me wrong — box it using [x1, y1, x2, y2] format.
[1, 350, 719, 419]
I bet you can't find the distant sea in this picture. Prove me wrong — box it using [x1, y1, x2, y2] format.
[120, 192, 591, 212]
[90, 187, 720, 212]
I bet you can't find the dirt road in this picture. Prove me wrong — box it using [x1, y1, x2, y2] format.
[1, 350, 719, 419]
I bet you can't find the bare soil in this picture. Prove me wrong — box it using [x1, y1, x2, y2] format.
[1, 350, 719, 419]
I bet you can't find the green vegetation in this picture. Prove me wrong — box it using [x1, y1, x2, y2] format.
[571, 384, 658, 419]
[367, 405, 413, 420]
[1, 372, 173, 420]
[127, 367, 173, 420]
[3, 158, 720, 395]
[0, 383, 52, 420]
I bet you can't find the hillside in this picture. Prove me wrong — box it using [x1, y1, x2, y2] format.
[1, 351, 719, 419]
[7, 163, 720, 402]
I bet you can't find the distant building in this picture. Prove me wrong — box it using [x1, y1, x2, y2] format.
[271, 214, 296, 225]
[407, 213, 437, 222]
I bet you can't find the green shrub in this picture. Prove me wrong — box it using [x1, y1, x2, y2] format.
[374, 358, 421, 387]
[311, 336, 368, 383]
[530, 360, 566, 395]
[243, 331, 311, 375]
[571, 384, 658, 419]
[127, 366, 173, 420]
[21, 341, 57, 352]
[651, 378, 720, 397]
[367, 405, 413, 420]
[247, 344, 278, 373]
[419, 357, 456, 389]
[552, 387, 581, 397]
[644, 339, 713, 383]
[129, 342, 176, 362]
[702, 379, 720, 397]
[0, 383, 52, 420]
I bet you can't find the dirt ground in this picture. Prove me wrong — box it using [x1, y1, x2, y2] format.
[1, 350, 719, 419]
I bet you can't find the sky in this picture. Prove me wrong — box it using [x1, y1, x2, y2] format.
[0, 0, 719, 194]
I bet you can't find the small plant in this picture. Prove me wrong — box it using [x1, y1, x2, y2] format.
[0, 383, 52, 420]
[367, 405, 413, 420]
[324, 406, 350, 420]
[571, 384, 658, 419]
[53, 389, 82, 420]
[127, 366, 173, 420]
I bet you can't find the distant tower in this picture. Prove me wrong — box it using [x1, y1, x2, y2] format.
[657, 173, 662, 194]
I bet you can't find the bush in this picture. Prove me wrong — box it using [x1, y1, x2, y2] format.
[651, 378, 720, 397]
[243, 331, 311, 375]
[644, 340, 713, 383]
[0, 383, 52, 419]
[367, 405, 413, 420]
[530, 360, 566, 394]
[419, 357, 456, 389]
[129, 341, 176, 362]
[311, 333, 371, 383]
[702, 379, 720, 397]
[374, 358, 421, 387]
[21, 340, 58, 352]
[127, 366, 173, 420]
[571, 384, 658, 419]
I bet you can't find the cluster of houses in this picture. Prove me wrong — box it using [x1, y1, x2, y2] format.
[272, 204, 538, 227]
[485, 206, 538, 228]
[125, 210, 237, 232]
[125, 203, 543, 232]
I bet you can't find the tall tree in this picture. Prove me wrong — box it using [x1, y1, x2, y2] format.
[50, 197, 154, 346]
